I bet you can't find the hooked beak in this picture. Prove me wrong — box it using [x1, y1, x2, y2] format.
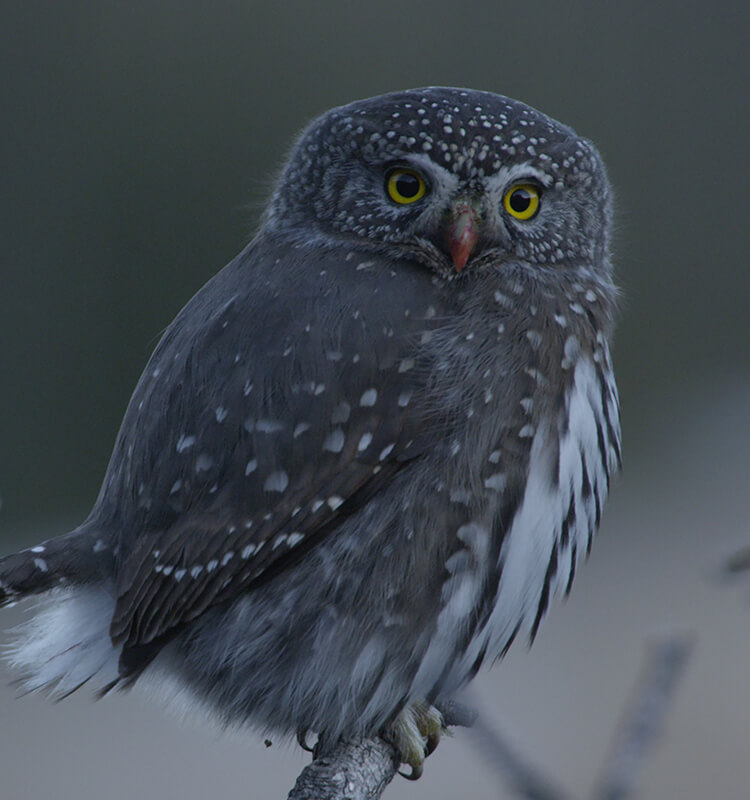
[445, 201, 481, 272]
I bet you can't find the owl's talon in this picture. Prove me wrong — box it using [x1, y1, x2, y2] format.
[425, 729, 441, 756]
[386, 700, 444, 779]
[296, 728, 315, 752]
[398, 763, 423, 781]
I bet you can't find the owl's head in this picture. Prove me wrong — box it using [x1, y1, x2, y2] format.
[265, 87, 612, 277]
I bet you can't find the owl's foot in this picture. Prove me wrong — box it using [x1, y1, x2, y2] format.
[386, 700, 445, 780]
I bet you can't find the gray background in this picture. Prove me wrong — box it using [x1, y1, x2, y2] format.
[1, 2, 748, 798]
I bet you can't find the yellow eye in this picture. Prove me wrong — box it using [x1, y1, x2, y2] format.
[503, 184, 541, 220]
[386, 168, 427, 204]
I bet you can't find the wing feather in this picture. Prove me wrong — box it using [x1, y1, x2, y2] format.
[105, 238, 445, 672]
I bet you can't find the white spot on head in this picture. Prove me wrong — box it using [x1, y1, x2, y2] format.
[518, 424, 535, 438]
[215, 406, 228, 423]
[93, 539, 107, 553]
[488, 450, 501, 463]
[264, 471, 289, 493]
[245, 459, 258, 476]
[30, 546, 46, 554]
[398, 391, 412, 407]
[360, 388, 378, 406]
[170, 480, 182, 494]
[520, 397, 534, 413]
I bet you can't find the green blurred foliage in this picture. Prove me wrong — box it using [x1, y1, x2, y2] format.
[1, 0, 748, 533]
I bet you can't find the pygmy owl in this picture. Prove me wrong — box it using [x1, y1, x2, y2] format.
[0, 87, 621, 777]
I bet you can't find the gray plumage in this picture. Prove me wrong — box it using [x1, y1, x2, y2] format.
[0, 87, 621, 765]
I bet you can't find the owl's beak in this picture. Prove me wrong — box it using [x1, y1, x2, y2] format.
[445, 201, 480, 272]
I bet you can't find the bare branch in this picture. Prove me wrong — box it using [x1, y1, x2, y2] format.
[286, 702, 477, 800]
[287, 737, 400, 800]
[592, 634, 693, 800]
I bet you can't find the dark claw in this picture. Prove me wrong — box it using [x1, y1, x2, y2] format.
[296, 728, 315, 752]
[425, 731, 441, 756]
[398, 762, 423, 781]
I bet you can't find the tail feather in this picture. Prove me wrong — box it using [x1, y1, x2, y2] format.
[1, 524, 121, 698]
[0, 523, 114, 607]
[4, 583, 121, 697]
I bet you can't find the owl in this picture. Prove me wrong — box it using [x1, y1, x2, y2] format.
[0, 87, 620, 778]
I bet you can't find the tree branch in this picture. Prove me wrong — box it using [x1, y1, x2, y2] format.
[286, 702, 476, 800]
[287, 737, 400, 800]
[591, 634, 693, 800]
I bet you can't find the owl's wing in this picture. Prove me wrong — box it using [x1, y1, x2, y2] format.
[107, 237, 446, 675]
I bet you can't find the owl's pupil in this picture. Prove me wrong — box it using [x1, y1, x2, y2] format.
[509, 189, 531, 213]
[395, 174, 420, 198]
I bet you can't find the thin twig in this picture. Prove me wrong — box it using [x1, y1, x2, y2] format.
[724, 544, 750, 574]
[463, 692, 569, 800]
[591, 634, 693, 800]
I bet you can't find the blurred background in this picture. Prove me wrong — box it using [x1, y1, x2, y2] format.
[1, 2, 748, 797]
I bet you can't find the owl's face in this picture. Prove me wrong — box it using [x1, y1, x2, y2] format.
[267, 87, 611, 277]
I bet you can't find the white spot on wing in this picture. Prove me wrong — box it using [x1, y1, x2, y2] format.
[294, 422, 311, 438]
[245, 459, 258, 475]
[264, 471, 289, 493]
[331, 402, 351, 424]
[323, 428, 346, 453]
[360, 388, 378, 406]
[176, 434, 196, 453]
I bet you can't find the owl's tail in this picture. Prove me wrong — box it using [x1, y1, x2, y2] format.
[1, 524, 121, 697]
[0, 523, 113, 608]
